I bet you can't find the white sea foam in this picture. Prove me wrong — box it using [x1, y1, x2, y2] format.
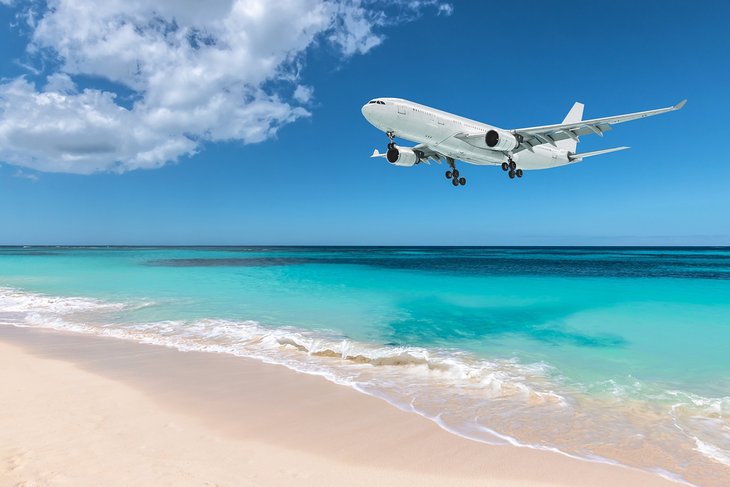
[694, 438, 730, 467]
[668, 391, 730, 469]
[0, 286, 125, 314]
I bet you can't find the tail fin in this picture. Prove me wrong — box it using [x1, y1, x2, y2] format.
[557, 102, 584, 152]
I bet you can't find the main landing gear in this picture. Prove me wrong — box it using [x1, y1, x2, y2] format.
[445, 157, 466, 187]
[501, 158, 523, 180]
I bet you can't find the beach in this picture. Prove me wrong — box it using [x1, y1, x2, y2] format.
[1, 246, 729, 486]
[0, 325, 683, 487]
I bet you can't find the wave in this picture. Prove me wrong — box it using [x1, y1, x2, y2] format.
[1, 286, 728, 485]
[0, 286, 563, 402]
[0, 286, 125, 314]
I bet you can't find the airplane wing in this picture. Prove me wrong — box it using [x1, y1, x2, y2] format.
[513, 99, 686, 152]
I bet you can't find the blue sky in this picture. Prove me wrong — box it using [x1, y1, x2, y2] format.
[0, 0, 728, 245]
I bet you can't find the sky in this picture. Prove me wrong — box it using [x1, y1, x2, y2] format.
[0, 0, 728, 246]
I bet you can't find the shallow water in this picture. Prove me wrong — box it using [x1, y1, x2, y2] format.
[1, 246, 728, 485]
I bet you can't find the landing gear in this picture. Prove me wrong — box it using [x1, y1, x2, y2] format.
[504, 158, 524, 181]
[385, 131, 397, 150]
[445, 158, 466, 187]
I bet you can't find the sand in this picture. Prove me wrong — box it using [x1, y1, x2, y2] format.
[0, 325, 681, 487]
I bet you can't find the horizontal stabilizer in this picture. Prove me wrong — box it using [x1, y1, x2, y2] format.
[371, 149, 387, 158]
[569, 146, 629, 161]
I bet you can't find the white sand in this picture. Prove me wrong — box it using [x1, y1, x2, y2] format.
[0, 326, 682, 487]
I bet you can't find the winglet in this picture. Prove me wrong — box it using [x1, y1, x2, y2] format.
[674, 99, 687, 110]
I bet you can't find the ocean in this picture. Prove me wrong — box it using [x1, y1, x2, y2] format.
[1, 246, 728, 485]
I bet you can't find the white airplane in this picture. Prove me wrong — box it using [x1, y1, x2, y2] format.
[362, 97, 686, 186]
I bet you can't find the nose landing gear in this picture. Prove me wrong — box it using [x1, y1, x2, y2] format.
[445, 158, 466, 187]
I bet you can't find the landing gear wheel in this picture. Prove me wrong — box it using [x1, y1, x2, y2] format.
[501, 162, 509, 171]
[508, 170, 516, 179]
[452, 178, 460, 186]
[516, 169, 523, 178]
[509, 160, 517, 170]
[445, 170, 452, 179]
[387, 142, 395, 150]
[459, 177, 466, 186]
[452, 169, 460, 179]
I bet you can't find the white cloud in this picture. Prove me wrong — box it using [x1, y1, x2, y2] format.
[0, 0, 452, 174]
[13, 169, 39, 181]
[293, 85, 315, 104]
[438, 4, 454, 16]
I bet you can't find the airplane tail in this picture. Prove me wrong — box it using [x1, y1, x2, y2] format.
[556, 102, 584, 152]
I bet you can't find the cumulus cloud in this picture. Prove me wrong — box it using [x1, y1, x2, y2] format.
[0, 0, 452, 174]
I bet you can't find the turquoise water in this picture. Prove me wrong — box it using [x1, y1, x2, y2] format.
[1, 247, 729, 485]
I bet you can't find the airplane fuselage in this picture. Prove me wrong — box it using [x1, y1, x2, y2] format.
[361, 98, 572, 170]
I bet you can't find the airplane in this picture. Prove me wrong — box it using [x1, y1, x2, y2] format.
[361, 97, 686, 187]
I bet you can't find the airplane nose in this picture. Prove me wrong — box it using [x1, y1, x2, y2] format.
[361, 103, 373, 121]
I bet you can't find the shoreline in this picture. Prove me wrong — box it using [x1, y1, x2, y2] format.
[0, 325, 683, 487]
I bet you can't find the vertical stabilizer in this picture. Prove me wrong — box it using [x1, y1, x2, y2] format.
[557, 102, 584, 152]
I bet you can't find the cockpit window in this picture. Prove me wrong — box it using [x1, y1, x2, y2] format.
[378, 101, 385, 105]
[368, 100, 386, 105]
[368, 100, 377, 104]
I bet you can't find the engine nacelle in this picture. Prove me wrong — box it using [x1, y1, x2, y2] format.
[485, 129, 520, 152]
[386, 147, 420, 167]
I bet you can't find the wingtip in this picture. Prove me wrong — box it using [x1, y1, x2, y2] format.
[675, 99, 687, 110]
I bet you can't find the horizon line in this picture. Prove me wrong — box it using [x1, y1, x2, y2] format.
[2, 245, 729, 249]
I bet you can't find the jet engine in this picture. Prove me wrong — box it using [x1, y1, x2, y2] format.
[485, 130, 521, 152]
[386, 147, 420, 167]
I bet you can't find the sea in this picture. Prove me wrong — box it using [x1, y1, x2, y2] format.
[0, 246, 728, 486]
